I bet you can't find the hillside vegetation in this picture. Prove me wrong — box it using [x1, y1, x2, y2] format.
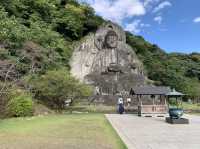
[126, 33, 200, 98]
[0, 0, 199, 117]
[0, 0, 103, 116]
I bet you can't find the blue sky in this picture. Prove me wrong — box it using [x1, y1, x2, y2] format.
[79, 0, 200, 53]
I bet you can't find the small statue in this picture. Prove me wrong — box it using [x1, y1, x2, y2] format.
[95, 86, 100, 95]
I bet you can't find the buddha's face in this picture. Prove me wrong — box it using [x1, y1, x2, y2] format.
[105, 31, 118, 48]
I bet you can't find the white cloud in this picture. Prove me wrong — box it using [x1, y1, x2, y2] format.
[194, 17, 200, 23]
[153, 1, 172, 13]
[124, 20, 150, 34]
[144, 0, 154, 7]
[143, 0, 160, 7]
[124, 20, 141, 33]
[140, 23, 151, 27]
[79, 0, 172, 34]
[79, 0, 146, 24]
[154, 16, 162, 24]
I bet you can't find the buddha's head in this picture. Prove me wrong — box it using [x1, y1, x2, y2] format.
[105, 30, 118, 48]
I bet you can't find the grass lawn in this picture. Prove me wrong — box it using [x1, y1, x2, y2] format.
[66, 105, 116, 113]
[0, 114, 127, 149]
[182, 102, 200, 111]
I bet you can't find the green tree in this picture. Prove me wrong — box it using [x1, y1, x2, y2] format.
[0, 7, 28, 48]
[26, 69, 92, 109]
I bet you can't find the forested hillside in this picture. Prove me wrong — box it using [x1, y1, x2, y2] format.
[0, 0, 103, 75]
[126, 32, 200, 97]
[0, 0, 199, 117]
[0, 0, 103, 116]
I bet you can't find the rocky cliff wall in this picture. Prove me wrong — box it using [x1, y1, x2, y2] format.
[70, 22, 146, 95]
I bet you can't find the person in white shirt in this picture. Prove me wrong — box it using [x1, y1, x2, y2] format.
[127, 97, 131, 107]
[118, 97, 123, 104]
[118, 96, 124, 114]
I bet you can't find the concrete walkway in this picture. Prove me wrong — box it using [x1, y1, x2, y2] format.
[106, 114, 200, 149]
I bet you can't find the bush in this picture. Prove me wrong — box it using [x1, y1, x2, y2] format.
[7, 89, 34, 117]
[26, 69, 93, 110]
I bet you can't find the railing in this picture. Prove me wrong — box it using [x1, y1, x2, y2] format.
[138, 105, 168, 116]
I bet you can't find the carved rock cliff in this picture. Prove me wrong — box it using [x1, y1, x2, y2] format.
[70, 22, 146, 95]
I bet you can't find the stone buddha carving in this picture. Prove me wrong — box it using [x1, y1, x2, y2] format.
[94, 28, 122, 74]
[101, 30, 119, 73]
[70, 22, 145, 95]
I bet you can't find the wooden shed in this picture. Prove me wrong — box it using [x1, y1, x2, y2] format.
[132, 86, 171, 116]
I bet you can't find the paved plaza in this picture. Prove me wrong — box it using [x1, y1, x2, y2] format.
[106, 114, 200, 149]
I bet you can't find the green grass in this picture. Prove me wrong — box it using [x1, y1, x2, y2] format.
[182, 102, 200, 111]
[0, 114, 127, 149]
[65, 105, 117, 113]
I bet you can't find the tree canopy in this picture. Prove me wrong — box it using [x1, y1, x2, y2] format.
[126, 32, 200, 97]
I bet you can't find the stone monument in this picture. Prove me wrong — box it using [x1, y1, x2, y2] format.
[70, 22, 145, 96]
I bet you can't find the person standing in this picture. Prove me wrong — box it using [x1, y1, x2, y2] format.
[127, 97, 131, 107]
[118, 96, 124, 114]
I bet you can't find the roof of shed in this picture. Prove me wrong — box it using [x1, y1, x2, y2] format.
[133, 85, 171, 95]
[166, 89, 185, 96]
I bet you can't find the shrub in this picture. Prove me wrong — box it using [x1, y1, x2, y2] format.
[0, 81, 9, 118]
[7, 89, 34, 117]
[26, 69, 93, 110]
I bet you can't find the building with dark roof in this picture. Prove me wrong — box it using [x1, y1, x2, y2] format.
[130, 85, 171, 117]
[132, 86, 171, 95]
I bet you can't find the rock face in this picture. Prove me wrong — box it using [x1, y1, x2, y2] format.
[70, 22, 145, 95]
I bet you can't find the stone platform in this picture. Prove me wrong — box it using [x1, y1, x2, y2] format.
[106, 114, 200, 149]
[166, 117, 189, 124]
